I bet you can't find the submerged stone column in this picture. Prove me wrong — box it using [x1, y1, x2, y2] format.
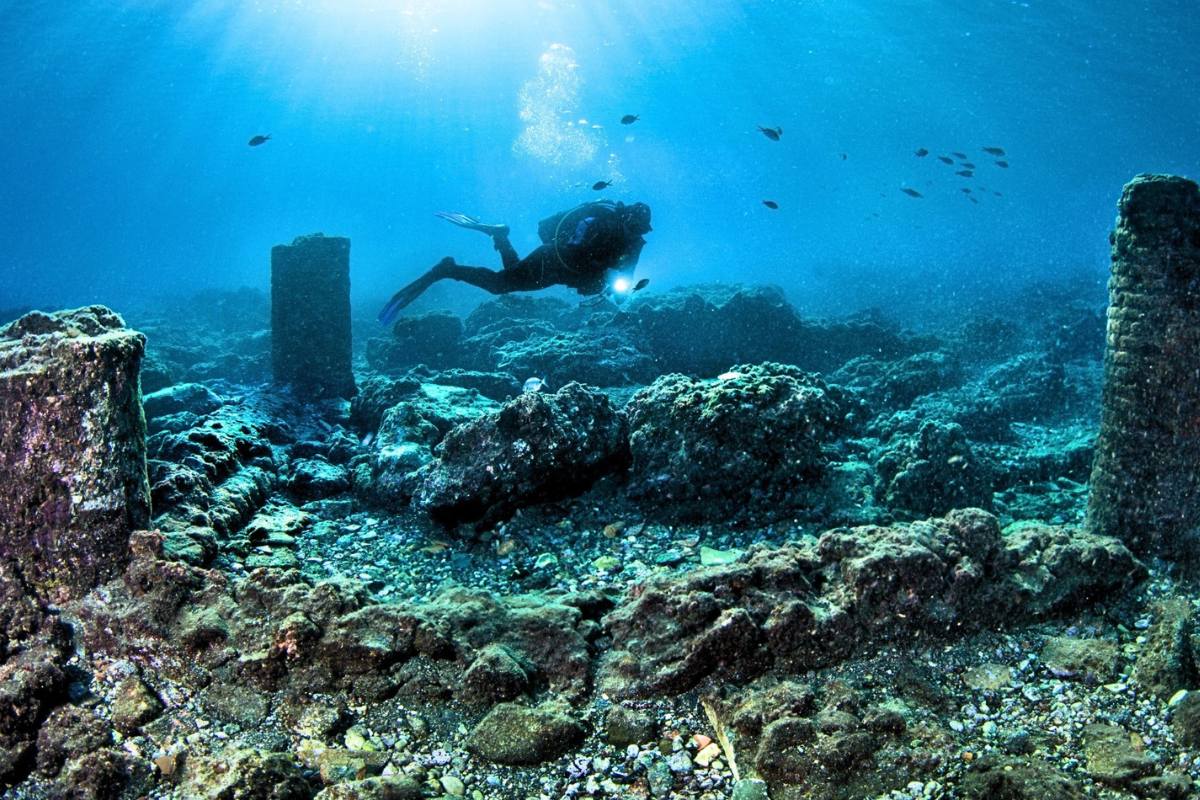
[271, 233, 355, 397]
[1087, 174, 1200, 556]
[0, 306, 150, 602]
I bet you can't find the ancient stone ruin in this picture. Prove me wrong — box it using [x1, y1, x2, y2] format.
[1087, 174, 1200, 557]
[271, 233, 355, 398]
[0, 306, 149, 602]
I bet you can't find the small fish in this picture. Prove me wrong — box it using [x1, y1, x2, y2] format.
[717, 371, 744, 381]
[937, 156, 954, 165]
[523, 377, 546, 393]
[961, 162, 976, 169]
[995, 160, 1009, 168]
[901, 188, 923, 198]
[361, 431, 375, 447]
[993, 191, 1004, 197]
[839, 152, 848, 160]
[620, 114, 640, 124]
[951, 151, 968, 159]
[914, 148, 929, 157]
[757, 126, 783, 141]
[248, 135, 270, 146]
[592, 180, 612, 190]
[955, 169, 974, 177]
[969, 196, 979, 204]
[633, 278, 650, 291]
[762, 200, 779, 209]
[982, 146, 1006, 156]
[961, 187, 972, 193]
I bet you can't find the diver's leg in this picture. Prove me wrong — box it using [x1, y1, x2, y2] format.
[436, 263, 513, 295]
[493, 232, 521, 270]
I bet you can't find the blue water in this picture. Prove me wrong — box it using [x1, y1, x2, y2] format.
[1, 0, 1196, 319]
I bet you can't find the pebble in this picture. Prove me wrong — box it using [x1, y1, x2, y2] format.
[667, 750, 694, 774]
[440, 775, 465, 796]
[694, 742, 722, 767]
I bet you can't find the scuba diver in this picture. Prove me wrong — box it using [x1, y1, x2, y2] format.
[378, 200, 652, 324]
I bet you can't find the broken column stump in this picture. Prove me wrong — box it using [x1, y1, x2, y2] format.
[0, 306, 150, 602]
[270, 233, 355, 397]
[1087, 174, 1200, 557]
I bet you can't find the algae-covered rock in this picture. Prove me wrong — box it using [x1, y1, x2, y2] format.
[962, 756, 1085, 799]
[143, 382, 223, 420]
[314, 776, 424, 800]
[1002, 523, 1146, 615]
[348, 374, 421, 434]
[460, 644, 531, 708]
[604, 705, 657, 747]
[365, 310, 464, 372]
[110, 676, 163, 734]
[873, 420, 994, 517]
[180, 748, 311, 799]
[626, 362, 843, 519]
[831, 350, 964, 410]
[600, 509, 1140, 699]
[1040, 636, 1121, 683]
[0, 306, 149, 602]
[414, 382, 628, 526]
[358, 384, 500, 508]
[288, 458, 349, 500]
[1082, 723, 1157, 786]
[489, 328, 657, 387]
[631, 285, 927, 376]
[34, 705, 112, 777]
[1133, 599, 1199, 701]
[466, 701, 587, 764]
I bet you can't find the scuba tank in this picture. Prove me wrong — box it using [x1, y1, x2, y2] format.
[537, 201, 621, 272]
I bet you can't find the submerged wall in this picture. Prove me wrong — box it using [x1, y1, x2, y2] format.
[271, 233, 355, 398]
[1087, 174, 1200, 557]
[0, 306, 149, 602]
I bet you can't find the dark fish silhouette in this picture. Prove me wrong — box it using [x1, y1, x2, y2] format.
[592, 180, 613, 190]
[248, 135, 270, 146]
[757, 126, 783, 141]
[993, 191, 1004, 196]
[633, 278, 650, 291]
[937, 156, 954, 165]
[969, 196, 979, 204]
[620, 114, 640, 125]
[982, 146, 1006, 156]
[961, 187, 972, 193]
[762, 200, 779, 209]
[914, 148, 929, 157]
[961, 162, 976, 169]
[951, 151, 968, 159]
[901, 188, 923, 198]
[840, 153, 848, 160]
[956, 170, 974, 177]
[995, 160, 1009, 168]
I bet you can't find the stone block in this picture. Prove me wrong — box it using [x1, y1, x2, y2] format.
[271, 233, 355, 397]
[0, 306, 149, 602]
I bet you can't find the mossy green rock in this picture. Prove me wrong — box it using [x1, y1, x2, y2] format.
[314, 776, 424, 800]
[180, 748, 311, 799]
[962, 757, 1085, 799]
[1082, 723, 1157, 786]
[467, 701, 587, 764]
[110, 677, 163, 734]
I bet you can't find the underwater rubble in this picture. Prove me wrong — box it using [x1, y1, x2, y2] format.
[4, 179, 1200, 799]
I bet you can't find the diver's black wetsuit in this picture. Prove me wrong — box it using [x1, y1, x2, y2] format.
[379, 201, 651, 324]
[444, 217, 645, 296]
